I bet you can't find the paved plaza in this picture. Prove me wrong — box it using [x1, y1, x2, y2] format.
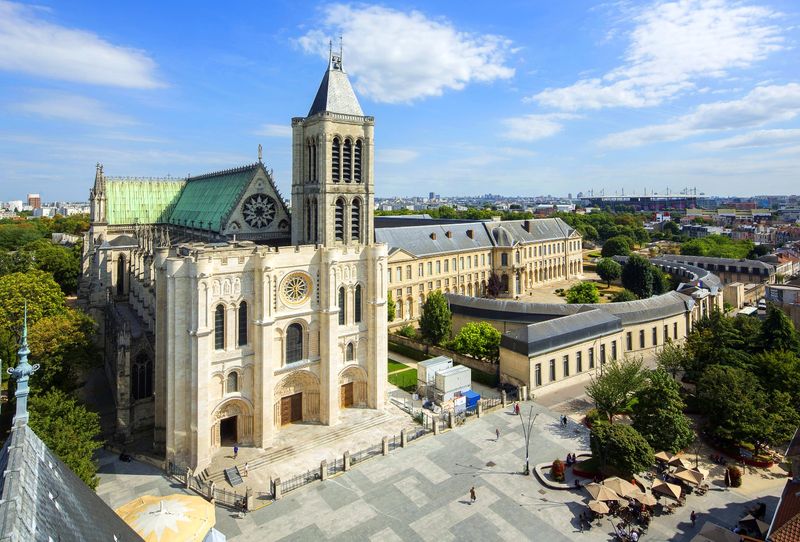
[97, 401, 785, 541]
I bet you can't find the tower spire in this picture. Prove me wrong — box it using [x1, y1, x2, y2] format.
[8, 302, 40, 424]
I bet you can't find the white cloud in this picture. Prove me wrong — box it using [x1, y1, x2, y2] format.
[297, 4, 514, 103]
[254, 123, 292, 137]
[694, 129, 800, 150]
[501, 113, 579, 142]
[12, 92, 137, 126]
[532, 0, 783, 110]
[377, 149, 419, 164]
[0, 1, 161, 88]
[599, 83, 800, 148]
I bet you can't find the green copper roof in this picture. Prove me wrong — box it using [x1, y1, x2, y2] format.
[106, 179, 185, 225]
[168, 164, 258, 232]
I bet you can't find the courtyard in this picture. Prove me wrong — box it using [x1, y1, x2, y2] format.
[97, 398, 784, 541]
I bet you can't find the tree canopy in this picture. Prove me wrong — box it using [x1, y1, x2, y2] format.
[29, 308, 99, 392]
[680, 235, 754, 259]
[419, 290, 452, 345]
[632, 369, 694, 453]
[565, 281, 600, 304]
[601, 236, 633, 258]
[590, 421, 654, 476]
[596, 258, 622, 287]
[585, 356, 649, 422]
[759, 304, 799, 353]
[621, 255, 667, 299]
[611, 289, 638, 302]
[450, 321, 501, 361]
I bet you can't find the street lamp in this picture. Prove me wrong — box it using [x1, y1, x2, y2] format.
[519, 407, 538, 475]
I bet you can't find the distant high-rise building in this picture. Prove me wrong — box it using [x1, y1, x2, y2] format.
[27, 193, 41, 209]
[429, 192, 435, 201]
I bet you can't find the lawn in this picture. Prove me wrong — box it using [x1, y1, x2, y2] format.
[388, 359, 408, 373]
[388, 368, 417, 392]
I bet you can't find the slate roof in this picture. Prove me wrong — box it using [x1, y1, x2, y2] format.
[307, 57, 363, 117]
[501, 310, 622, 357]
[0, 422, 142, 541]
[770, 480, 800, 542]
[659, 254, 775, 271]
[105, 178, 185, 225]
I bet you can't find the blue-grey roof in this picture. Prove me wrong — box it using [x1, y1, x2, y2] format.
[658, 254, 774, 271]
[0, 423, 143, 541]
[376, 218, 577, 257]
[307, 57, 363, 117]
[501, 310, 622, 357]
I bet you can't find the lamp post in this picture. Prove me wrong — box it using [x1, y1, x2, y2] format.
[519, 407, 538, 475]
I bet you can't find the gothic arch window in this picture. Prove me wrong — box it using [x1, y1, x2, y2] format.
[351, 198, 361, 242]
[346, 342, 355, 361]
[305, 199, 312, 242]
[354, 140, 362, 183]
[117, 254, 126, 296]
[238, 302, 248, 346]
[214, 304, 225, 350]
[343, 138, 352, 182]
[338, 286, 346, 325]
[331, 137, 341, 182]
[131, 353, 152, 401]
[335, 198, 345, 241]
[354, 284, 362, 323]
[286, 323, 303, 363]
[227, 371, 239, 393]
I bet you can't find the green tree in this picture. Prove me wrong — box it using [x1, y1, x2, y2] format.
[487, 273, 502, 298]
[611, 289, 638, 302]
[585, 356, 649, 423]
[759, 304, 800, 353]
[656, 341, 690, 380]
[621, 254, 657, 299]
[662, 221, 681, 236]
[601, 236, 632, 258]
[696, 365, 763, 445]
[565, 281, 600, 304]
[632, 369, 694, 453]
[20, 238, 81, 294]
[596, 258, 622, 287]
[451, 321, 501, 361]
[387, 291, 396, 321]
[419, 290, 452, 345]
[29, 389, 102, 489]
[590, 421, 654, 476]
[29, 308, 99, 392]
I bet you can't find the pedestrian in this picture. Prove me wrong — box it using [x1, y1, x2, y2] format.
[514, 402, 520, 416]
[578, 512, 585, 532]
[233, 445, 239, 460]
[243, 462, 249, 477]
[469, 486, 476, 504]
[691, 510, 697, 527]
[495, 428, 500, 441]
[724, 469, 731, 488]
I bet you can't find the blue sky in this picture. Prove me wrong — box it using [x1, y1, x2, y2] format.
[1, 0, 799, 202]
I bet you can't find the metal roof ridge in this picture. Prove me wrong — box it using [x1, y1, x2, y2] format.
[187, 162, 261, 182]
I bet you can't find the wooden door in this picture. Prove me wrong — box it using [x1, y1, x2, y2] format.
[341, 383, 354, 408]
[280, 396, 292, 426]
[289, 393, 303, 423]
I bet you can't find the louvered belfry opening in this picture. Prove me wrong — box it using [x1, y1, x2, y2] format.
[335, 197, 345, 241]
[343, 138, 352, 182]
[332, 137, 341, 182]
[351, 198, 361, 242]
[354, 140, 362, 182]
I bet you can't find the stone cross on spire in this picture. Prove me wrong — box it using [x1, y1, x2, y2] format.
[7, 302, 40, 425]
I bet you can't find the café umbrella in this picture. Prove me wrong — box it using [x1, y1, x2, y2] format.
[116, 494, 217, 542]
[587, 500, 610, 514]
[602, 476, 639, 498]
[651, 479, 683, 501]
[584, 483, 620, 502]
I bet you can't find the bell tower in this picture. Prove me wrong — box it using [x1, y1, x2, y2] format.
[291, 47, 374, 247]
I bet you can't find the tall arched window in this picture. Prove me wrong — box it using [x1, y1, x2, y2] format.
[354, 140, 362, 182]
[286, 323, 303, 363]
[227, 371, 239, 393]
[311, 140, 317, 181]
[131, 353, 152, 400]
[354, 284, 362, 323]
[346, 342, 354, 361]
[238, 302, 248, 346]
[214, 305, 225, 350]
[331, 137, 341, 182]
[335, 198, 345, 241]
[350, 198, 361, 242]
[117, 254, 125, 296]
[343, 138, 352, 182]
[307, 139, 313, 179]
[338, 287, 346, 325]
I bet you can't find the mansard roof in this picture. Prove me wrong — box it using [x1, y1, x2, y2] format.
[307, 55, 364, 117]
[502, 310, 623, 357]
[0, 423, 142, 541]
[105, 178, 185, 225]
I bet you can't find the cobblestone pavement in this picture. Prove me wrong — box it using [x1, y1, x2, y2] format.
[97, 402, 785, 541]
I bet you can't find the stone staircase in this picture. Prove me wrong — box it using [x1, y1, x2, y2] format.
[204, 412, 394, 484]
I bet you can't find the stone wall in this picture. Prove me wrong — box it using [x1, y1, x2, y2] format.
[388, 334, 498, 377]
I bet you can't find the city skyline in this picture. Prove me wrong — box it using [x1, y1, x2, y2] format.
[1, 0, 799, 201]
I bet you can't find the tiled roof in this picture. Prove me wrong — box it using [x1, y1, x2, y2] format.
[0, 423, 142, 541]
[106, 178, 185, 225]
[772, 481, 800, 542]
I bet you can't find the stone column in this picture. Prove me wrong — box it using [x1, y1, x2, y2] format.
[255, 265, 275, 449]
[319, 251, 340, 426]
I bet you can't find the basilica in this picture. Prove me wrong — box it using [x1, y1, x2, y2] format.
[80, 51, 388, 471]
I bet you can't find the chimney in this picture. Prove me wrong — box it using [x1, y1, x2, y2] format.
[430, 232, 437, 240]
[523, 220, 532, 233]
[445, 231, 452, 238]
[466, 229, 474, 239]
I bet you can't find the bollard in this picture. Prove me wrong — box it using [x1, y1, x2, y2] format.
[209, 481, 216, 503]
[520, 385, 528, 401]
[433, 420, 440, 435]
[401, 429, 408, 448]
[448, 412, 455, 429]
[320, 460, 328, 481]
[501, 390, 507, 407]
[343, 451, 351, 471]
[382, 436, 389, 456]
[245, 486, 253, 511]
[185, 468, 192, 489]
[477, 403, 483, 418]
[273, 478, 282, 500]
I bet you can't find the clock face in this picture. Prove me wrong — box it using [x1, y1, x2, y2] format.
[242, 193, 277, 229]
[281, 272, 312, 305]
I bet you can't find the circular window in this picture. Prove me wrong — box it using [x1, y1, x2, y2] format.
[242, 193, 277, 229]
[281, 272, 312, 305]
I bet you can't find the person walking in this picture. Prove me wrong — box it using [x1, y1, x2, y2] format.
[469, 486, 476, 504]
[243, 462, 249, 477]
[514, 402, 520, 416]
[495, 428, 500, 441]
[690, 510, 697, 527]
[233, 445, 239, 460]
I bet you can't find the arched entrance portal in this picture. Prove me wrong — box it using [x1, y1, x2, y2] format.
[273, 370, 320, 428]
[211, 398, 253, 448]
[339, 365, 368, 408]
